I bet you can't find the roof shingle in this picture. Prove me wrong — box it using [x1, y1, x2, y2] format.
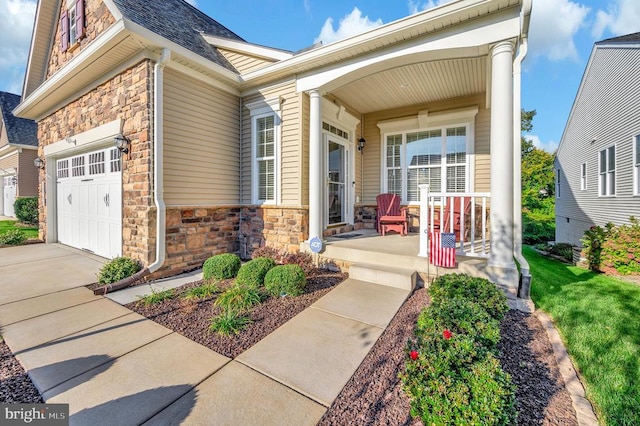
[111, 0, 244, 73]
[597, 32, 640, 45]
[0, 91, 38, 147]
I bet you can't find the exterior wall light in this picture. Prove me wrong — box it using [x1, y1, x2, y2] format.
[357, 137, 366, 152]
[114, 135, 130, 153]
[34, 157, 45, 169]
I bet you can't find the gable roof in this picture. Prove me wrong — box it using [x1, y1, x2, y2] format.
[597, 32, 640, 45]
[0, 92, 37, 147]
[110, 0, 243, 73]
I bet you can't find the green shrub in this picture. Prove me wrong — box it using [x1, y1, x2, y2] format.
[203, 253, 241, 280]
[402, 273, 515, 425]
[581, 223, 614, 272]
[600, 217, 640, 275]
[97, 257, 142, 284]
[547, 242, 574, 263]
[264, 264, 306, 297]
[14, 197, 38, 225]
[236, 257, 276, 288]
[214, 285, 264, 312]
[0, 229, 27, 245]
[209, 309, 251, 336]
[428, 274, 509, 321]
[183, 282, 219, 300]
[137, 289, 174, 306]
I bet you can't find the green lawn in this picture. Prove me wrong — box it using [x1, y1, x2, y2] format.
[525, 246, 640, 426]
[0, 220, 39, 239]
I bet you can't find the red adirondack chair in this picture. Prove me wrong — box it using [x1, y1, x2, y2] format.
[376, 193, 408, 236]
[432, 196, 472, 240]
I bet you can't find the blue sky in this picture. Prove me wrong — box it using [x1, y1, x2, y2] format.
[1, 0, 639, 152]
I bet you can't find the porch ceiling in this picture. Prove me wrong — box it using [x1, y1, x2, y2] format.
[330, 56, 487, 113]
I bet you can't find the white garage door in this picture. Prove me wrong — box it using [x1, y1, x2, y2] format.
[3, 176, 16, 217]
[56, 148, 122, 258]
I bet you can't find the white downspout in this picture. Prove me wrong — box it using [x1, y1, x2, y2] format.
[148, 48, 171, 273]
[514, 0, 532, 297]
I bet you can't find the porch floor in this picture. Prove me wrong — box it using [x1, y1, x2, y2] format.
[320, 229, 492, 283]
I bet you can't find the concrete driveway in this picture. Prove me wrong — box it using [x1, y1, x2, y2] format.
[0, 243, 105, 305]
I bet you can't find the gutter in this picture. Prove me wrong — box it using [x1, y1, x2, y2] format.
[515, 0, 532, 298]
[94, 48, 171, 295]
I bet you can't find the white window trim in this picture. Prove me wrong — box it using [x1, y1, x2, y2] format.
[247, 97, 282, 205]
[378, 107, 478, 204]
[580, 162, 587, 191]
[598, 144, 616, 197]
[634, 135, 640, 196]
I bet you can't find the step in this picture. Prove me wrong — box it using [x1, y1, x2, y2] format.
[348, 263, 417, 291]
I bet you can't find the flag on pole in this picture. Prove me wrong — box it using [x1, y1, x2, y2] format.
[429, 232, 457, 268]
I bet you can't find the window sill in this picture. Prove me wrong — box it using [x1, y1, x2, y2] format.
[67, 42, 80, 53]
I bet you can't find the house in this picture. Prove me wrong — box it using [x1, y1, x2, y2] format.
[555, 32, 640, 247]
[15, 0, 532, 288]
[0, 91, 38, 218]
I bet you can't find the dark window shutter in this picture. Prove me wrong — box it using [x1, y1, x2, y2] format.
[60, 10, 69, 52]
[75, 0, 85, 40]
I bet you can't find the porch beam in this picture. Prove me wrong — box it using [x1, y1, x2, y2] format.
[488, 41, 517, 271]
[308, 89, 323, 242]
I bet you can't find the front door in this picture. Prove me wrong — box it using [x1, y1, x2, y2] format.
[327, 140, 346, 225]
[3, 176, 16, 217]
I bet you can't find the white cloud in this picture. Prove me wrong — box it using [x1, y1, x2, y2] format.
[592, 0, 640, 39]
[304, 0, 311, 14]
[407, 0, 453, 15]
[184, 0, 198, 7]
[525, 134, 558, 153]
[314, 7, 383, 45]
[528, 0, 590, 62]
[0, 0, 36, 94]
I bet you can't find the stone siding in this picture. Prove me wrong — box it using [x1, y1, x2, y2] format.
[160, 206, 241, 277]
[38, 60, 154, 264]
[241, 206, 308, 255]
[48, 0, 116, 77]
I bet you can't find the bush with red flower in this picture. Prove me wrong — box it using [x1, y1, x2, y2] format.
[401, 274, 515, 425]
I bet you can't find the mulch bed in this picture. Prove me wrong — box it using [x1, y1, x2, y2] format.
[1, 340, 43, 404]
[126, 269, 347, 358]
[2, 270, 579, 424]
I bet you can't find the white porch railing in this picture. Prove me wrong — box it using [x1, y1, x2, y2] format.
[418, 184, 491, 258]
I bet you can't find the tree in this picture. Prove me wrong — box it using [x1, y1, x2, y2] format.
[520, 109, 556, 243]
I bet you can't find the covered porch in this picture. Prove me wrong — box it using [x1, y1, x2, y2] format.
[298, 0, 530, 288]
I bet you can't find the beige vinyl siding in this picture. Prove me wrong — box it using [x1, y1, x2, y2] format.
[556, 46, 640, 245]
[0, 152, 18, 170]
[361, 94, 489, 204]
[17, 150, 38, 197]
[0, 113, 9, 148]
[218, 49, 276, 74]
[241, 80, 301, 205]
[163, 68, 240, 206]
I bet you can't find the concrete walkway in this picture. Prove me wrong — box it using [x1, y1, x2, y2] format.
[0, 244, 410, 425]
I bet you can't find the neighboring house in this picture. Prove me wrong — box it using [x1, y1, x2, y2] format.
[0, 91, 38, 217]
[15, 0, 532, 286]
[555, 32, 640, 247]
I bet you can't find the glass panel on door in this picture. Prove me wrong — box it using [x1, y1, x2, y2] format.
[328, 141, 345, 225]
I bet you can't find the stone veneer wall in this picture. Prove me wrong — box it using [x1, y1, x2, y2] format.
[48, 0, 116, 77]
[37, 60, 154, 264]
[241, 206, 308, 255]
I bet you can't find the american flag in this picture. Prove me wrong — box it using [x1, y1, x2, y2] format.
[429, 232, 457, 268]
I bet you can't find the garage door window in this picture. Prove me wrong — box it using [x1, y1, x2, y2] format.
[110, 148, 121, 173]
[72, 156, 85, 177]
[89, 152, 105, 175]
[57, 159, 69, 179]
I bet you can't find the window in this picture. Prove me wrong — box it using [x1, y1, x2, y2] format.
[248, 98, 281, 204]
[88, 151, 105, 175]
[57, 159, 69, 179]
[71, 155, 85, 177]
[60, 0, 85, 52]
[635, 135, 640, 195]
[580, 162, 587, 190]
[383, 126, 469, 203]
[599, 146, 616, 196]
[556, 168, 561, 198]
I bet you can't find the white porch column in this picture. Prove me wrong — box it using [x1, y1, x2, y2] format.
[488, 42, 516, 270]
[308, 89, 323, 241]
